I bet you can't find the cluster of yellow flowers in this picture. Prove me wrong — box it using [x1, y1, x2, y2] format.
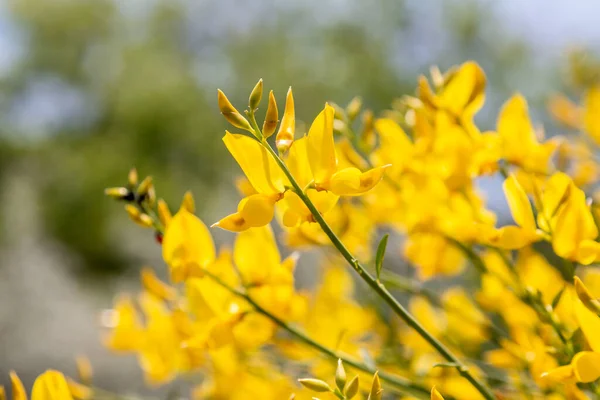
[7, 60, 600, 400]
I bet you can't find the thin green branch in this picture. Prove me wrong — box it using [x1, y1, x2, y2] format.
[258, 135, 496, 400]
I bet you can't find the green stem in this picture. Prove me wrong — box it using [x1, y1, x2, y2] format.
[200, 269, 429, 398]
[261, 142, 496, 400]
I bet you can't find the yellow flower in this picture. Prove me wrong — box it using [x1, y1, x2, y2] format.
[9, 370, 74, 400]
[497, 94, 557, 173]
[213, 132, 287, 231]
[430, 387, 444, 400]
[552, 183, 600, 264]
[484, 175, 541, 249]
[583, 85, 600, 145]
[162, 207, 216, 282]
[103, 295, 143, 352]
[307, 104, 390, 196]
[542, 281, 600, 384]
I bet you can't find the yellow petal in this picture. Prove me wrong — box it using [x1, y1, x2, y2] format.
[275, 87, 295, 152]
[439, 61, 486, 117]
[328, 166, 389, 196]
[10, 372, 27, 400]
[553, 186, 598, 260]
[503, 175, 536, 231]
[584, 86, 600, 144]
[238, 194, 277, 227]
[103, 296, 143, 352]
[430, 386, 444, 400]
[31, 370, 73, 400]
[234, 226, 280, 285]
[488, 226, 538, 249]
[575, 297, 600, 353]
[576, 240, 600, 265]
[572, 351, 600, 383]
[540, 365, 575, 383]
[162, 209, 216, 282]
[307, 104, 337, 185]
[285, 137, 312, 188]
[65, 378, 91, 400]
[223, 132, 286, 194]
[141, 267, 177, 302]
[212, 212, 250, 232]
[498, 94, 537, 162]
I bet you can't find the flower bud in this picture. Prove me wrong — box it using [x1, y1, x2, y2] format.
[104, 187, 131, 200]
[181, 191, 195, 213]
[125, 205, 153, 228]
[574, 276, 600, 314]
[263, 90, 279, 138]
[298, 378, 331, 393]
[276, 87, 295, 153]
[249, 78, 263, 110]
[335, 359, 346, 391]
[346, 96, 362, 121]
[367, 372, 382, 400]
[137, 176, 153, 197]
[75, 355, 93, 384]
[344, 375, 359, 399]
[128, 168, 138, 187]
[157, 199, 172, 227]
[218, 89, 253, 132]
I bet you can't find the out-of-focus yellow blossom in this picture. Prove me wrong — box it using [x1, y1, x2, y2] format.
[483, 175, 542, 249]
[497, 94, 558, 174]
[8, 370, 74, 400]
[442, 288, 489, 352]
[552, 181, 600, 264]
[162, 204, 216, 282]
[543, 278, 600, 385]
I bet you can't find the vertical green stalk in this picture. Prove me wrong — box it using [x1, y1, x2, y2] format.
[258, 137, 496, 400]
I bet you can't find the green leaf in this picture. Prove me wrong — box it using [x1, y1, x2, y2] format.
[551, 285, 566, 309]
[375, 234, 389, 280]
[433, 362, 460, 369]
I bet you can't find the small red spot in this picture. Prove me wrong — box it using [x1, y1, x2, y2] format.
[155, 232, 163, 244]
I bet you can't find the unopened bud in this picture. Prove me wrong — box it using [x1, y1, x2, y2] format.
[276, 87, 295, 153]
[157, 199, 172, 227]
[263, 90, 279, 138]
[137, 176, 153, 197]
[75, 355, 93, 384]
[330, 103, 347, 121]
[249, 79, 263, 110]
[367, 372, 382, 400]
[105, 187, 131, 200]
[298, 378, 331, 393]
[181, 191, 195, 213]
[335, 359, 346, 392]
[344, 376, 359, 399]
[346, 96, 362, 121]
[146, 185, 156, 207]
[430, 65, 444, 89]
[128, 168, 138, 187]
[218, 89, 253, 132]
[575, 276, 600, 314]
[125, 205, 153, 228]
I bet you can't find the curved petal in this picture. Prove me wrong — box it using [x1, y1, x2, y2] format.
[574, 298, 600, 353]
[572, 351, 600, 383]
[31, 370, 73, 400]
[162, 209, 216, 282]
[503, 175, 536, 231]
[10, 371, 27, 400]
[223, 132, 286, 194]
[212, 212, 250, 232]
[234, 226, 280, 285]
[238, 194, 277, 228]
[487, 226, 539, 250]
[328, 166, 389, 196]
[307, 104, 337, 185]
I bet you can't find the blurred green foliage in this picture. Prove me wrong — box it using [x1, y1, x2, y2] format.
[0, 0, 563, 277]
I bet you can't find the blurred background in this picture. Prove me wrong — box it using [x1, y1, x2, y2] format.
[0, 0, 599, 395]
